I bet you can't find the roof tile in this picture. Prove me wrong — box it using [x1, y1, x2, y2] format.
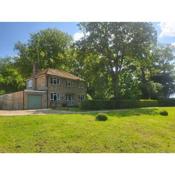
[34, 68, 84, 81]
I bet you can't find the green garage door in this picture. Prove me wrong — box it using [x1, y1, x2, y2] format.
[28, 95, 42, 109]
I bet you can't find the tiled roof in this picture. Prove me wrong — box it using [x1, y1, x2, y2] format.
[34, 68, 84, 81]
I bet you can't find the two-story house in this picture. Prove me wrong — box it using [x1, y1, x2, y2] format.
[0, 65, 86, 110]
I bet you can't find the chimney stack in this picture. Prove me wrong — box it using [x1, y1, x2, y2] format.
[32, 62, 39, 77]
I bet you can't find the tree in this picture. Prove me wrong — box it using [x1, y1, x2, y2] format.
[15, 28, 72, 77]
[0, 57, 25, 94]
[151, 45, 175, 98]
[76, 22, 157, 99]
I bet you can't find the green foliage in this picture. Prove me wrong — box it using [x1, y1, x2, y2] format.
[0, 58, 25, 94]
[159, 110, 168, 116]
[158, 99, 175, 106]
[15, 28, 72, 77]
[77, 22, 157, 99]
[0, 23, 175, 100]
[80, 99, 175, 110]
[96, 113, 108, 121]
[86, 94, 93, 100]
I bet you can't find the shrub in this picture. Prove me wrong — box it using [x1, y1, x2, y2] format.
[138, 99, 159, 108]
[159, 110, 168, 116]
[80, 99, 159, 110]
[80, 100, 116, 110]
[158, 99, 175, 107]
[96, 113, 108, 121]
[80, 99, 175, 110]
[62, 103, 67, 107]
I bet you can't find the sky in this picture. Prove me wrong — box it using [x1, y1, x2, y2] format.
[0, 22, 79, 57]
[0, 22, 175, 58]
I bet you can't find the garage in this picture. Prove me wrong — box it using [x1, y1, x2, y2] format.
[27, 95, 42, 109]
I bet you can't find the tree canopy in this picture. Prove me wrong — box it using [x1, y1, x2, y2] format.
[0, 24, 175, 100]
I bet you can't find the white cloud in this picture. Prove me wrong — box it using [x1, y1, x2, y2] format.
[159, 22, 175, 37]
[171, 42, 175, 47]
[73, 32, 84, 41]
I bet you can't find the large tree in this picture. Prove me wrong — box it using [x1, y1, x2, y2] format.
[76, 22, 157, 99]
[0, 57, 25, 94]
[151, 45, 175, 98]
[15, 28, 72, 77]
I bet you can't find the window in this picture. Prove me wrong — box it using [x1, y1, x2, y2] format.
[50, 77, 57, 85]
[50, 92, 58, 101]
[66, 94, 73, 101]
[57, 78, 60, 85]
[66, 81, 71, 87]
[50, 77, 60, 85]
[79, 95, 85, 102]
[27, 79, 33, 88]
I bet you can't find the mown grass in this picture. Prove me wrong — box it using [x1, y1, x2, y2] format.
[0, 107, 175, 153]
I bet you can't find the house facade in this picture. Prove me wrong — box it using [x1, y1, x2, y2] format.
[0, 67, 86, 110]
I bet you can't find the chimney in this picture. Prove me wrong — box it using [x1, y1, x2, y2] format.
[32, 62, 39, 77]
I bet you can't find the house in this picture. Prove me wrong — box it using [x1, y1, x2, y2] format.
[0, 65, 86, 110]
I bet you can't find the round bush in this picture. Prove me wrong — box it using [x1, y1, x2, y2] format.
[96, 113, 108, 121]
[159, 110, 168, 116]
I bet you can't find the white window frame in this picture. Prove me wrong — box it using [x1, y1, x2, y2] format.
[66, 94, 73, 101]
[57, 93, 60, 100]
[50, 92, 60, 101]
[50, 77, 57, 85]
[50, 92, 57, 101]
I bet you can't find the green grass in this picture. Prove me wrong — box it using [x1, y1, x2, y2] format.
[0, 107, 175, 153]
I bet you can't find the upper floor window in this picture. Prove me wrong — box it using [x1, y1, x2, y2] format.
[50, 77, 60, 85]
[27, 79, 33, 88]
[66, 81, 72, 87]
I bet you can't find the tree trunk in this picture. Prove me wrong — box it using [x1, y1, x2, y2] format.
[111, 71, 119, 100]
[140, 68, 150, 99]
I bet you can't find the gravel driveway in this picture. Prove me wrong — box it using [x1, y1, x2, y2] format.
[0, 109, 116, 116]
[0, 109, 76, 116]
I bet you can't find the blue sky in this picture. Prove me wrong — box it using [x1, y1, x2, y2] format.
[0, 22, 175, 58]
[0, 22, 79, 57]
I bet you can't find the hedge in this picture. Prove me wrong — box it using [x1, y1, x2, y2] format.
[80, 99, 175, 110]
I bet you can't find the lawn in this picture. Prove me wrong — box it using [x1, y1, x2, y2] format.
[0, 107, 175, 153]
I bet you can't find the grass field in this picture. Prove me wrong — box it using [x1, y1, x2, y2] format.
[0, 107, 175, 153]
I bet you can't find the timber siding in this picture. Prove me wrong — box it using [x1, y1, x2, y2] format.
[0, 91, 24, 110]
